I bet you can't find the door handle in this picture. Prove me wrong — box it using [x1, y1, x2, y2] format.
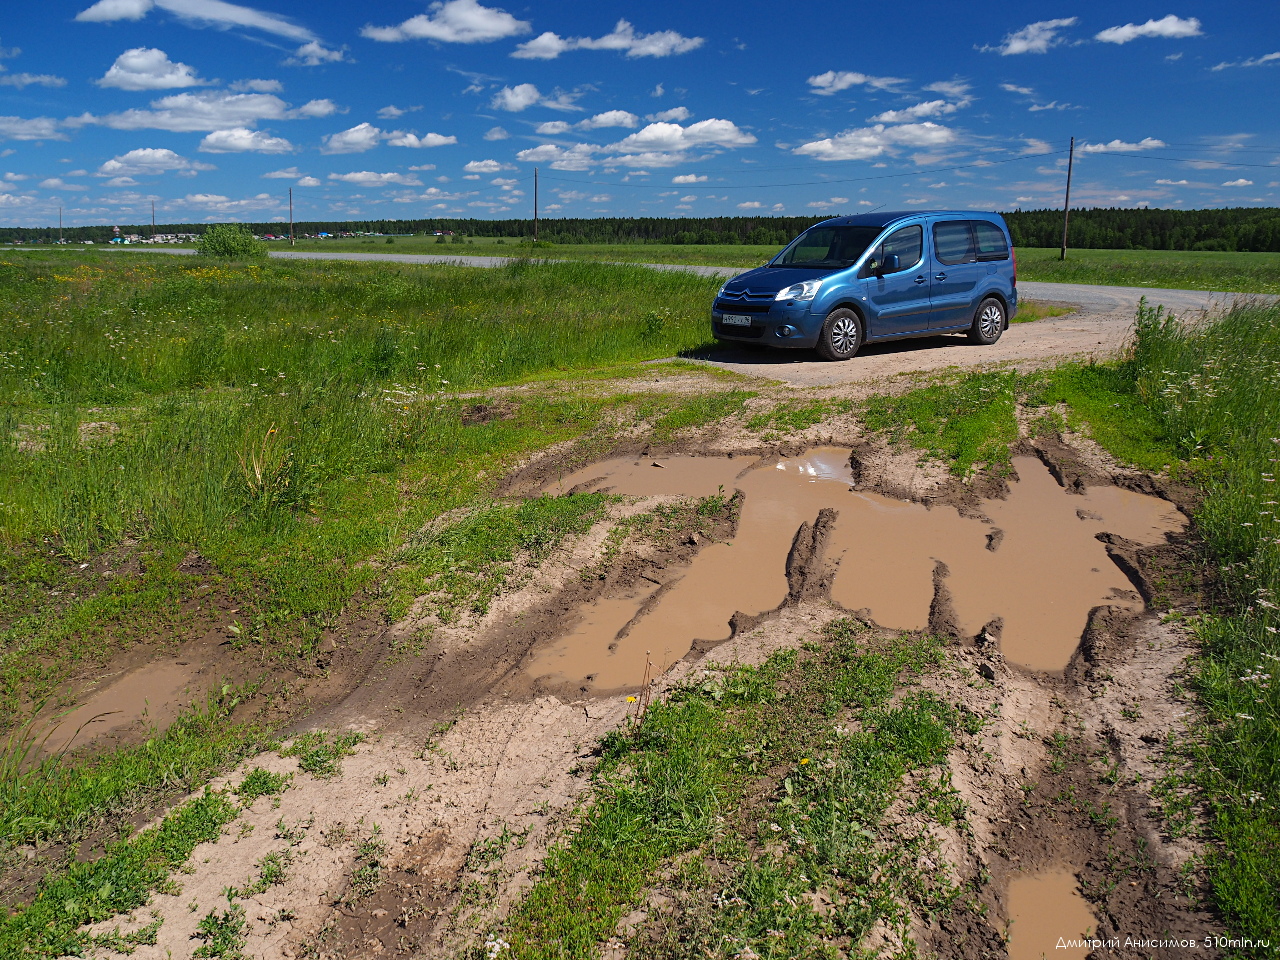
[914, 275, 927, 284]
[934, 273, 947, 281]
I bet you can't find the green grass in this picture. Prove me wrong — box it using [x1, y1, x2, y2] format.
[0, 788, 238, 957]
[863, 371, 1021, 478]
[1017, 247, 1280, 295]
[1117, 300, 1280, 950]
[747, 398, 854, 433]
[1012, 299, 1076, 323]
[493, 623, 970, 959]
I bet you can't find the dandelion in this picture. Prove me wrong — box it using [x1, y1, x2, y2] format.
[626, 696, 637, 703]
[799, 758, 810, 765]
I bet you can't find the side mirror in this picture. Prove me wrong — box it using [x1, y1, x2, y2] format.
[879, 254, 900, 274]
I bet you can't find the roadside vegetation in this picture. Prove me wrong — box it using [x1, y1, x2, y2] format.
[0, 252, 722, 881]
[1016, 246, 1280, 295]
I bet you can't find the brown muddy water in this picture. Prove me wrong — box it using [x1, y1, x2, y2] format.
[41, 661, 201, 754]
[1006, 868, 1097, 960]
[527, 452, 1184, 691]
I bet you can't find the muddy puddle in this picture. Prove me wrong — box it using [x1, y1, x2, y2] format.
[526, 452, 1184, 691]
[41, 660, 202, 754]
[1006, 868, 1097, 960]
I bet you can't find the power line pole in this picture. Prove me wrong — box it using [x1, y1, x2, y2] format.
[533, 167, 539, 243]
[151, 201, 156, 239]
[289, 188, 295, 246]
[1059, 136, 1075, 262]
[58, 206, 62, 244]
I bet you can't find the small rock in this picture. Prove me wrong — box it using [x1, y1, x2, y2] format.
[978, 662, 997, 682]
[318, 637, 337, 653]
[371, 908, 388, 918]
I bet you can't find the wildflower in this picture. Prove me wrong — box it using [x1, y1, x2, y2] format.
[799, 758, 810, 765]
[768, 822, 782, 832]
[626, 696, 637, 703]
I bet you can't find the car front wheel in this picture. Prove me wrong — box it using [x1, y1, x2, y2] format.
[968, 297, 1005, 345]
[815, 307, 863, 361]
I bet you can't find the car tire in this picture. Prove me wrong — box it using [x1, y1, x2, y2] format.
[968, 297, 1005, 345]
[815, 307, 863, 361]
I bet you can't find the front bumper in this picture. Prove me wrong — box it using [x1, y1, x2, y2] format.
[710, 299, 821, 348]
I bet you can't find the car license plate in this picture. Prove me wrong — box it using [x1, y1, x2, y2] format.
[721, 314, 753, 326]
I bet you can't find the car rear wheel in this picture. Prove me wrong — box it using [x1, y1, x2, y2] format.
[968, 297, 1005, 345]
[815, 307, 863, 361]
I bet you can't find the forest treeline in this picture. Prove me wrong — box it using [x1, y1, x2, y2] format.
[3, 207, 1280, 252]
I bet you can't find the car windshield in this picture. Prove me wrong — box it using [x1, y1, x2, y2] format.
[771, 225, 881, 269]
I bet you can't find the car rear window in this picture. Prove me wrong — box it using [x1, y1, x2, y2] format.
[933, 221, 975, 265]
[974, 220, 1010, 261]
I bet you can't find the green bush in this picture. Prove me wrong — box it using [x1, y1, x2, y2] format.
[196, 224, 267, 260]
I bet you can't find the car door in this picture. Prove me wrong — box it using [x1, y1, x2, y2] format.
[928, 219, 984, 329]
[860, 223, 930, 338]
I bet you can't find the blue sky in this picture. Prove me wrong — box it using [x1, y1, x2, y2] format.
[1, 0, 1278, 227]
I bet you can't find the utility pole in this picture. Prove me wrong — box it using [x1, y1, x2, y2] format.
[289, 188, 295, 246]
[58, 206, 62, 244]
[533, 167, 539, 243]
[1059, 136, 1075, 262]
[151, 201, 156, 239]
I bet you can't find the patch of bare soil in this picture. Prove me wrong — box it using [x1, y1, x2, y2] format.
[66, 418, 1215, 960]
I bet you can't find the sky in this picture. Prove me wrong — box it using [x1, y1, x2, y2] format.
[1, 0, 1278, 228]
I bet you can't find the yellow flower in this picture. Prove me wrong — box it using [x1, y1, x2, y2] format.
[799, 758, 810, 765]
[626, 696, 637, 703]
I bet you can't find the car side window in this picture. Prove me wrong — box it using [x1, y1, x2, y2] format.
[933, 220, 975, 265]
[973, 220, 1010, 261]
[881, 225, 923, 272]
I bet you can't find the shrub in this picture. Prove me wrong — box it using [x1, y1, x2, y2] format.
[197, 224, 267, 260]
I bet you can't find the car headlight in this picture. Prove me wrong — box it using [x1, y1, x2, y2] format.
[716, 282, 729, 298]
[775, 280, 822, 302]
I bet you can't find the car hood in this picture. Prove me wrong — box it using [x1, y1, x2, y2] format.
[720, 265, 838, 295]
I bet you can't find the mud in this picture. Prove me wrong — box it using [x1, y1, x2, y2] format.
[1006, 868, 1097, 960]
[40, 660, 204, 754]
[526, 450, 1183, 689]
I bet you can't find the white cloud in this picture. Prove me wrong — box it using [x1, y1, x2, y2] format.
[793, 122, 955, 161]
[610, 119, 756, 152]
[296, 176, 320, 186]
[104, 176, 138, 186]
[1156, 178, 1189, 185]
[71, 92, 326, 132]
[672, 174, 706, 183]
[362, 0, 529, 44]
[737, 201, 763, 209]
[97, 146, 214, 176]
[328, 171, 423, 186]
[464, 159, 514, 173]
[923, 80, 971, 98]
[77, 0, 316, 42]
[97, 47, 206, 90]
[868, 99, 965, 123]
[982, 18, 1078, 55]
[262, 166, 301, 178]
[321, 122, 381, 153]
[320, 122, 455, 153]
[1028, 101, 1074, 112]
[1000, 82, 1035, 95]
[806, 70, 904, 95]
[483, 126, 509, 140]
[535, 120, 572, 135]
[286, 41, 348, 66]
[1212, 51, 1280, 71]
[807, 197, 849, 209]
[1022, 138, 1053, 153]
[514, 142, 599, 171]
[491, 83, 542, 112]
[647, 106, 691, 122]
[0, 116, 65, 140]
[377, 104, 420, 119]
[679, 194, 696, 202]
[180, 191, 280, 214]
[578, 110, 639, 130]
[408, 164, 436, 171]
[39, 178, 88, 191]
[1079, 137, 1166, 153]
[1222, 178, 1254, 186]
[293, 99, 340, 118]
[199, 127, 293, 153]
[386, 131, 457, 148]
[229, 78, 283, 92]
[511, 19, 703, 59]
[1095, 15, 1202, 44]
[0, 73, 66, 89]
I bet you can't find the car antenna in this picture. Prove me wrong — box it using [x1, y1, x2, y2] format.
[863, 201, 887, 214]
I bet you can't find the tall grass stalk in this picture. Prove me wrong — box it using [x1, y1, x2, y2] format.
[1129, 298, 1280, 947]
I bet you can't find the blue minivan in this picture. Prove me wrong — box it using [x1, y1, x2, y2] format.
[712, 211, 1017, 361]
